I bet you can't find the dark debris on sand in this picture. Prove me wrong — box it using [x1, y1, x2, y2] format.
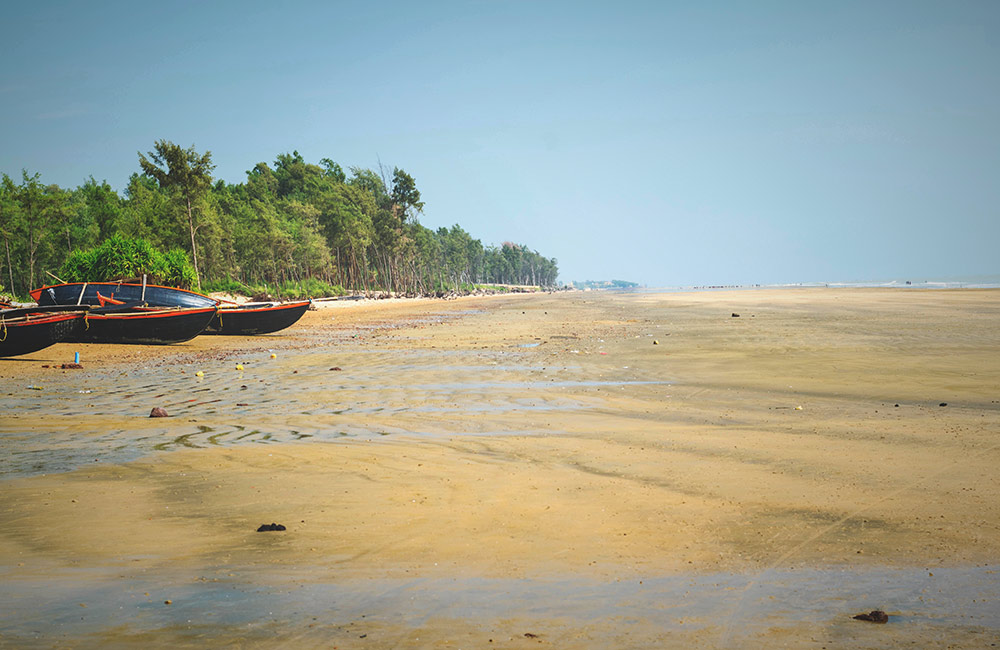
[853, 610, 889, 623]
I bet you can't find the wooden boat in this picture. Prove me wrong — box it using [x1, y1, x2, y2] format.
[33, 282, 310, 336]
[67, 304, 218, 345]
[31, 282, 217, 309]
[0, 306, 89, 357]
[204, 300, 311, 335]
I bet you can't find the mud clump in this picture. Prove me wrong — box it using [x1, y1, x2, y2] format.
[853, 610, 889, 624]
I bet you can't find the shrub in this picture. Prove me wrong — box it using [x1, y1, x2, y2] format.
[58, 236, 197, 288]
[162, 249, 197, 288]
[60, 248, 100, 283]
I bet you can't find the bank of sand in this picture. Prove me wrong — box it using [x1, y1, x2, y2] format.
[1, 289, 999, 648]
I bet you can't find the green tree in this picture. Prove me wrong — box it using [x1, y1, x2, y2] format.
[273, 151, 324, 199]
[138, 140, 215, 288]
[0, 174, 17, 294]
[319, 157, 346, 183]
[119, 173, 173, 245]
[15, 171, 49, 292]
[390, 168, 424, 223]
[78, 177, 123, 240]
[45, 184, 84, 255]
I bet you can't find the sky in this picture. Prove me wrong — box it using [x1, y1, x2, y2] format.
[1, 1, 998, 287]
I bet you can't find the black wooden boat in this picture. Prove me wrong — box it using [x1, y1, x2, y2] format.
[1, 306, 89, 357]
[31, 282, 217, 309]
[33, 282, 311, 336]
[67, 305, 218, 345]
[204, 300, 311, 335]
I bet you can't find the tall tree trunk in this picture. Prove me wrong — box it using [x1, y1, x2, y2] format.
[186, 195, 201, 288]
[4, 236, 13, 296]
[27, 225, 35, 295]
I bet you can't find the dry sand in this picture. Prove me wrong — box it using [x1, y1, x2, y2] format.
[1, 288, 998, 648]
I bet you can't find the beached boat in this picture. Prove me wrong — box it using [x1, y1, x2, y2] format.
[204, 300, 311, 335]
[66, 304, 218, 345]
[31, 282, 217, 309]
[32, 282, 310, 335]
[0, 306, 89, 357]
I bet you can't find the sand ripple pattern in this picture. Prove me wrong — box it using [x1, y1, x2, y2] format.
[1, 345, 668, 478]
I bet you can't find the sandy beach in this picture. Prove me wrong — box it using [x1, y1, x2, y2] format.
[2, 288, 999, 648]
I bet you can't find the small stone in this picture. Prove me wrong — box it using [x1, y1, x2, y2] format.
[653, 340, 659, 345]
[150, 407, 169, 418]
[257, 523, 287, 532]
[939, 402, 948, 407]
[164, 600, 172, 605]
[61, 363, 83, 369]
[853, 610, 888, 623]
[732, 313, 740, 318]
[330, 367, 342, 371]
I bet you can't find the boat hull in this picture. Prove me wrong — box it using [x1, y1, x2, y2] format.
[204, 300, 311, 335]
[32, 282, 216, 309]
[68, 306, 218, 345]
[0, 310, 87, 357]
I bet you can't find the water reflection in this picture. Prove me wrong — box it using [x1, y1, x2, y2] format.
[1, 344, 669, 478]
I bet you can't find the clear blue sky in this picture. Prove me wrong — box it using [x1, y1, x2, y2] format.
[2, 1, 997, 286]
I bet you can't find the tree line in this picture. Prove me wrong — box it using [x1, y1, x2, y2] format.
[0, 141, 559, 298]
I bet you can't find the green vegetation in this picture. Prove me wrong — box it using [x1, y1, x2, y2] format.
[60, 234, 198, 287]
[0, 142, 559, 299]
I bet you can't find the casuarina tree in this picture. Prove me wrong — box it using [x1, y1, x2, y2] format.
[138, 140, 215, 288]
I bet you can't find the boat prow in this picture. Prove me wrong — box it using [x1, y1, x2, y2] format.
[204, 300, 311, 335]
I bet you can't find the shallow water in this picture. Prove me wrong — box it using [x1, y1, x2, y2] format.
[0, 344, 669, 478]
[1, 564, 997, 646]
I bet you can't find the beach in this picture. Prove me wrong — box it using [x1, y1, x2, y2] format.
[2, 288, 999, 648]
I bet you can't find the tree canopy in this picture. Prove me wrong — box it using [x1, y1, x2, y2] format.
[0, 142, 559, 299]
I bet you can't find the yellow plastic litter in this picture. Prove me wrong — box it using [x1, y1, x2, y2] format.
[195, 371, 205, 377]
[236, 364, 244, 371]
[270, 353, 277, 359]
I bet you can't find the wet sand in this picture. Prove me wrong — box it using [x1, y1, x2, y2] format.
[1, 288, 999, 648]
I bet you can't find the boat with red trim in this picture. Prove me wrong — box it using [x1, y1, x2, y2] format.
[67, 303, 218, 345]
[31, 282, 216, 309]
[1, 305, 90, 357]
[33, 282, 310, 336]
[205, 300, 311, 335]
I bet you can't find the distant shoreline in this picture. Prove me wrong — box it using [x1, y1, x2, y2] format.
[603, 279, 1000, 292]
